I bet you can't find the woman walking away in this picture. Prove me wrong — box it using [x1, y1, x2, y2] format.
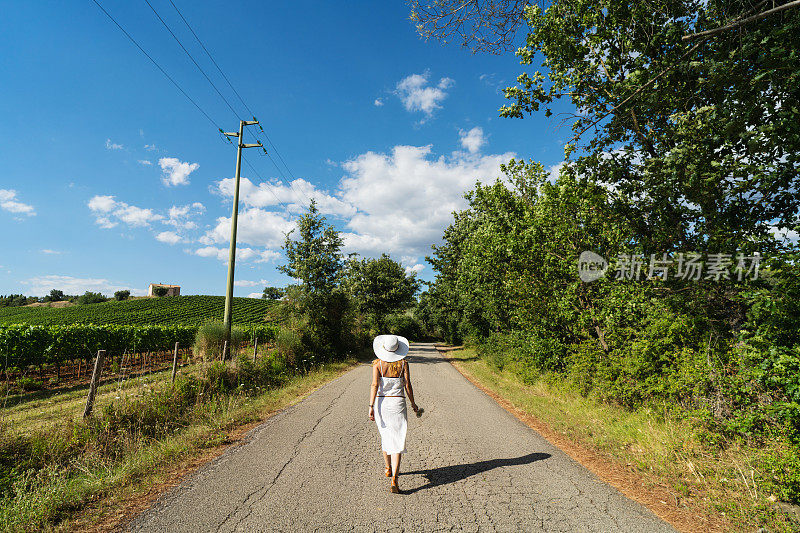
[369, 334, 419, 493]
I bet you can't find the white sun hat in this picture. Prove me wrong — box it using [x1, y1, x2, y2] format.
[373, 334, 410, 362]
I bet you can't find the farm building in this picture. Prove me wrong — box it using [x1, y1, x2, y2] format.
[148, 283, 181, 297]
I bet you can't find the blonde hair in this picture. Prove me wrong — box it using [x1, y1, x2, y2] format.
[374, 358, 405, 377]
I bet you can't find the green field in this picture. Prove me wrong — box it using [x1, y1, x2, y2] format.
[0, 296, 275, 326]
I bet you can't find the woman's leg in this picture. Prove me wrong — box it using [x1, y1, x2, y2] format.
[383, 451, 391, 474]
[390, 453, 401, 481]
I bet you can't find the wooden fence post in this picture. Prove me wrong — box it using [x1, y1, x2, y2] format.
[171, 342, 179, 383]
[253, 337, 258, 363]
[222, 340, 228, 362]
[83, 350, 106, 418]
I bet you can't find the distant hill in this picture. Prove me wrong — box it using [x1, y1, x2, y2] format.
[0, 295, 274, 326]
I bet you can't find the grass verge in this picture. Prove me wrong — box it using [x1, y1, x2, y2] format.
[442, 346, 800, 533]
[0, 353, 359, 532]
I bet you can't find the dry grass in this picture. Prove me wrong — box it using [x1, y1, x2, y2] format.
[1, 365, 188, 432]
[0, 352, 360, 532]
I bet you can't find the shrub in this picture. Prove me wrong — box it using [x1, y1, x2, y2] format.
[113, 290, 130, 301]
[477, 330, 567, 381]
[192, 321, 247, 361]
[759, 442, 800, 504]
[383, 313, 424, 340]
[234, 355, 290, 391]
[76, 292, 107, 305]
[15, 377, 44, 392]
[275, 324, 304, 367]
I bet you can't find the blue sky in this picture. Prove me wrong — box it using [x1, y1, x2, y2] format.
[0, 1, 570, 298]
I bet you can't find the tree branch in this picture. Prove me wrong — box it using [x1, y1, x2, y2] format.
[682, 0, 800, 41]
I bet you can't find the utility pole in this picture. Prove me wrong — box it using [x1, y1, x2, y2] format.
[221, 119, 262, 359]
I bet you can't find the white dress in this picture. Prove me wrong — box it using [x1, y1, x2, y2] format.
[374, 363, 407, 454]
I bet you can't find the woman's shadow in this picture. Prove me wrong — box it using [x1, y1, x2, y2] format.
[401, 452, 551, 494]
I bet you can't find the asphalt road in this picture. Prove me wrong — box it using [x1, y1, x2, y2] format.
[130, 343, 675, 532]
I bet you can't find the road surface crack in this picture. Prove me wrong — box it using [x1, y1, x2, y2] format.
[217, 383, 350, 531]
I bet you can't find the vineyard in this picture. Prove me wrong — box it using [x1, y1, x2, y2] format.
[0, 295, 275, 326]
[0, 323, 277, 376]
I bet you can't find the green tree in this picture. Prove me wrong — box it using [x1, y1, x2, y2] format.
[343, 254, 419, 331]
[504, 0, 798, 254]
[47, 289, 64, 302]
[114, 290, 130, 301]
[280, 200, 344, 295]
[414, 0, 800, 255]
[77, 291, 107, 305]
[261, 286, 284, 300]
[278, 201, 356, 362]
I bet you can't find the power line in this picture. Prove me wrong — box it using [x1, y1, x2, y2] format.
[143, 0, 244, 121]
[91, 0, 299, 220]
[164, 0, 315, 207]
[168, 0, 255, 118]
[241, 155, 298, 220]
[91, 0, 221, 130]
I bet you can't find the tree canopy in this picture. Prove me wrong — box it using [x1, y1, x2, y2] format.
[261, 286, 285, 300]
[344, 254, 420, 330]
[414, 0, 800, 254]
[279, 200, 344, 295]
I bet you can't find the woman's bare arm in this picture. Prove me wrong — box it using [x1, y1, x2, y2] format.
[404, 360, 418, 411]
[369, 362, 379, 420]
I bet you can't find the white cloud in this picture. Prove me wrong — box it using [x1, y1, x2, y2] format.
[214, 177, 354, 217]
[88, 196, 206, 247]
[116, 205, 161, 227]
[165, 202, 204, 230]
[155, 231, 181, 245]
[200, 208, 294, 250]
[88, 195, 163, 228]
[41, 249, 63, 255]
[374, 98, 384, 107]
[395, 72, 454, 117]
[338, 143, 514, 258]
[547, 162, 564, 183]
[246, 292, 262, 299]
[22, 275, 145, 297]
[771, 226, 799, 243]
[405, 263, 425, 275]
[159, 157, 199, 187]
[234, 279, 267, 287]
[144, 144, 157, 151]
[138, 159, 152, 166]
[87, 195, 116, 212]
[478, 73, 506, 93]
[95, 217, 117, 229]
[400, 256, 425, 276]
[0, 189, 36, 216]
[198, 132, 514, 269]
[192, 246, 279, 264]
[105, 139, 124, 150]
[459, 127, 486, 153]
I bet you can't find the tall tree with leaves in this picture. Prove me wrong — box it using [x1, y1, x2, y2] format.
[344, 254, 420, 331]
[261, 286, 284, 300]
[279, 201, 355, 361]
[280, 200, 344, 295]
[414, 0, 800, 254]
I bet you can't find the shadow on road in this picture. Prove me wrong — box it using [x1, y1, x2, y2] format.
[402, 452, 552, 494]
[405, 350, 479, 365]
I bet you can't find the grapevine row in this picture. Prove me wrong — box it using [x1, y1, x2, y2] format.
[0, 323, 277, 371]
[0, 296, 276, 327]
